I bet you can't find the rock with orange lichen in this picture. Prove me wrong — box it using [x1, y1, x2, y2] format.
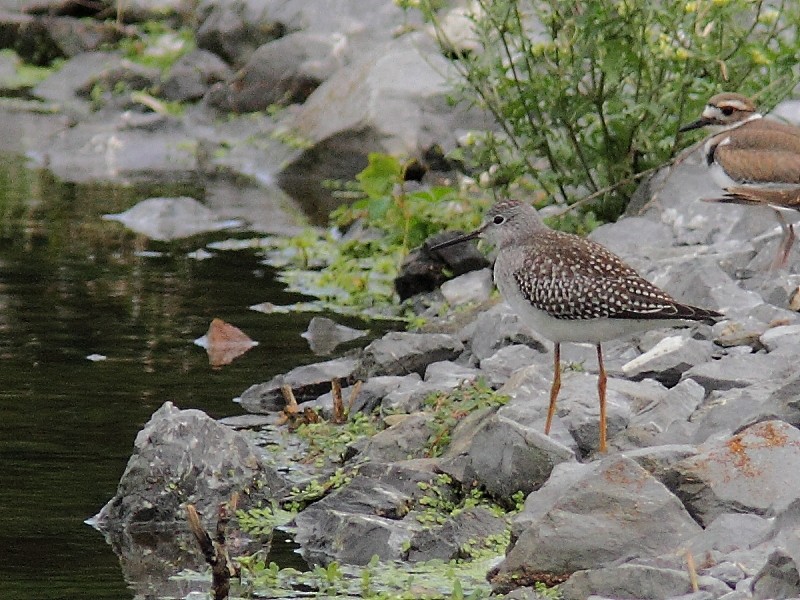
[663, 420, 800, 527]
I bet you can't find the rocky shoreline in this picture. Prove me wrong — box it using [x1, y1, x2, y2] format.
[95, 142, 800, 599]
[3, 0, 800, 598]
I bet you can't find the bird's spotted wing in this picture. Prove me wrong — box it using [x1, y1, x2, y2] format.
[512, 231, 717, 321]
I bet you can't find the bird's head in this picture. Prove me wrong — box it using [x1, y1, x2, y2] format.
[679, 92, 759, 133]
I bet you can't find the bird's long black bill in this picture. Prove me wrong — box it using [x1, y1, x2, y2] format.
[428, 229, 482, 251]
[678, 118, 710, 133]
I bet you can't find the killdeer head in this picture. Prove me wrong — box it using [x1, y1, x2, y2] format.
[679, 93, 760, 133]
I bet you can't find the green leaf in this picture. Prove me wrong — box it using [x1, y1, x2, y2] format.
[356, 153, 403, 198]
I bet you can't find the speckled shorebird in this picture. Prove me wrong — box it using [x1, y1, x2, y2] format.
[430, 199, 721, 452]
[679, 92, 800, 269]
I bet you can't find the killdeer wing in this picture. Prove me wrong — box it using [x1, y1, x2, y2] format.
[713, 124, 800, 184]
[709, 186, 800, 209]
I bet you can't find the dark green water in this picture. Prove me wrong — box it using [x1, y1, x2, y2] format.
[0, 155, 360, 598]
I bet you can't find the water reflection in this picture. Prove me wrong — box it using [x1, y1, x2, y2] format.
[0, 154, 359, 598]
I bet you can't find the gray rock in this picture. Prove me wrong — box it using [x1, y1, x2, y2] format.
[354, 413, 434, 463]
[759, 324, 800, 352]
[406, 506, 507, 562]
[625, 444, 699, 480]
[456, 413, 574, 503]
[237, 356, 358, 413]
[277, 34, 491, 215]
[622, 335, 714, 386]
[751, 550, 800, 600]
[210, 32, 335, 111]
[620, 379, 705, 447]
[75, 59, 160, 103]
[466, 302, 549, 362]
[293, 476, 419, 565]
[32, 51, 122, 114]
[195, 0, 283, 65]
[356, 331, 464, 378]
[424, 360, 480, 387]
[40, 15, 121, 58]
[558, 564, 730, 600]
[35, 112, 200, 183]
[160, 48, 233, 102]
[301, 316, 367, 356]
[92, 402, 285, 531]
[497, 456, 701, 579]
[683, 348, 795, 393]
[380, 378, 448, 413]
[589, 217, 676, 268]
[553, 372, 634, 455]
[439, 269, 493, 306]
[479, 344, 542, 386]
[686, 512, 771, 563]
[677, 385, 779, 445]
[664, 420, 800, 526]
[629, 149, 752, 246]
[657, 259, 762, 320]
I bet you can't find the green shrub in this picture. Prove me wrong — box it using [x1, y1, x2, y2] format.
[422, 0, 800, 222]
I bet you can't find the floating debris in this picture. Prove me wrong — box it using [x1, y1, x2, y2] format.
[86, 353, 107, 362]
[194, 318, 258, 367]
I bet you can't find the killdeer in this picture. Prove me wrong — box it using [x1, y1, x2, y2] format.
[679, 92, 800, 269]
[430, 200, 721, 453]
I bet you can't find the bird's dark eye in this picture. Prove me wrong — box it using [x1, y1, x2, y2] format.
[721, 106, 734, 116]
[493, 215, 505, 225]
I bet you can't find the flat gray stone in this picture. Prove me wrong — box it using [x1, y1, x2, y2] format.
[464, 302, 548, 362]
[622, 335, 714, 386]
[683, 348, 795, 393]
[760, 324, 800, 352]
[354, 413, 434, 462]
[356, 331, 464, 378]
[558, 564, 730, 600]
[237, 356, 358, 413]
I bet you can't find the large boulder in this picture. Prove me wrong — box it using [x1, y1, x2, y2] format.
[276, 34, 492, 215]
[92, 401, 286, 532]
[494, 456, 702, 583]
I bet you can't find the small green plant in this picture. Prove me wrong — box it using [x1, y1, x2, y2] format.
[115, 21, 195, 72]
[236, 502, 294, 536]
[237, 553, 498, 598]
[294, 411, 380, 463]
[423, 379, 509, 457]
[284, 467, 358, 512]
[0, 50, 62, 89]
[416, 0, 800, 223]
[331, 153, 480, 254]
[263, 153, 483, 319]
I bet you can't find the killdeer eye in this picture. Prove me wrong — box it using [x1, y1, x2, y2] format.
[493, 215, 505, 225]
[721, 106, 734, 116]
